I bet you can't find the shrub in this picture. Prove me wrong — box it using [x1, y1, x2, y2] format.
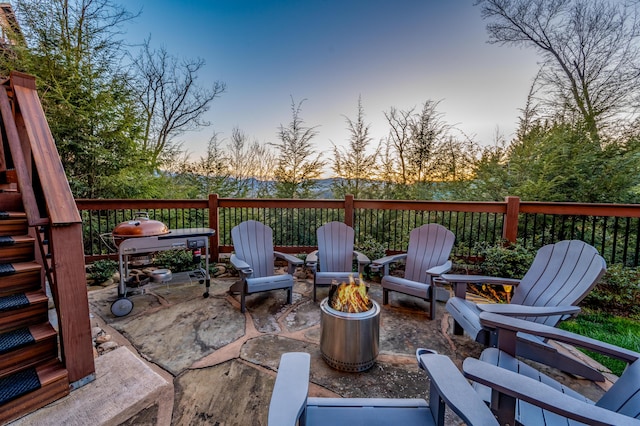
[355, 234, 387, 263]
[475, 240, 536, 279]
[356, 235, 387, 279]
[455, 240, 536, 303]
[154, 249, 196, 272]
[581, 264, 640, 318]
[89, 259, 118, 283]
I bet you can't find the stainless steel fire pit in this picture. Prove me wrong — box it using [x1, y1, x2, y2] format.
[320, 298, 380, 372]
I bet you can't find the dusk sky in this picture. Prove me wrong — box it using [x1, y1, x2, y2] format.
[126, 1, 540, 171]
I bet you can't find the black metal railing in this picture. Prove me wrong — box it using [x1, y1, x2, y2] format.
[76, 196, 640, 267]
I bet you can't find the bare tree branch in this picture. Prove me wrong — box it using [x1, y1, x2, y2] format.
[476, 0, 640, 141]
[132, 39, 226, 165]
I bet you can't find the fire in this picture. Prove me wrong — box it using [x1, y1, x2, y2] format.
[329, 274, 371, 313]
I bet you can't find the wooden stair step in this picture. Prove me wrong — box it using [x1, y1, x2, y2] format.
[2, 169, 17, 184]
[0, 261, 41, 297]
[0, 324, 58, 378]
[0, 291, 49, 333]
[0, 183, 18, 192]
[0, 194, 23, 213]
[0, 359, 69, 424]
[0, 235, 35, 263]
[0, 211, 27, 236]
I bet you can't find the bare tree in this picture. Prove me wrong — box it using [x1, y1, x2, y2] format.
[271, 97, 325, 198]
[228, 127, 276, 197]
[331, 96, 380, 198]
[476, 0, 640, 141]
[132, 39, 226, 165]
[408, 100, 450, 183]
[169, 133, 234, 198]
[383, 106, 413, 185]
[384, 101, 451, 185]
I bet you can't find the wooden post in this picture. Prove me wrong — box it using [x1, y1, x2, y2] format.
[344, 194, 354, 228]
[209, 193, 219, 262]
[50, 224, 95, 385]
[502, 196, 520, 244]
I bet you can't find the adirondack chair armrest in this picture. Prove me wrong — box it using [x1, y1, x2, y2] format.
[305, 250, 318, 272]
[440, 274, 521, 286]
[440, 274, 520, 299]
[370, 253, 407, 274]
[275, 251, 304, 275]
[477, 304, 581, 317]
[354, 250, 371, 266]
[353, 251, 371, 276]
[479, 312, 640, 363]
[230, 254, 253, 276]
[268, 352, 310, 426]
[274, 251, 304, 266]
[463, 357, 640, 426]
[426, 260, 452, 277]
[417, 350, 499, 426]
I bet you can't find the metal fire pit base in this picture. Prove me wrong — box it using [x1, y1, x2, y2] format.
[320, 298, 381, 372]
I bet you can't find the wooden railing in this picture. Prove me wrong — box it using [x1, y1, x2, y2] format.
[2, 72, 94, 386]
[77, 194, 640, 267]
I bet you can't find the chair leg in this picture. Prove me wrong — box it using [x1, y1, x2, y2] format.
[382, 288, 389, 305]
[429, 288, 436, 320]
[287, 287, 292, 304]
[453, 321, 464, 335]
[241, 291, 246, 313]
[313, 283, 317, 302]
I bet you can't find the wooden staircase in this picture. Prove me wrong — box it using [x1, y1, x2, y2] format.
[0, 188, 69, 424]
[0, 71, 94, 423]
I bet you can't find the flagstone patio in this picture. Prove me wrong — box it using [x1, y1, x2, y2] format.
[10, 272, 610, 425]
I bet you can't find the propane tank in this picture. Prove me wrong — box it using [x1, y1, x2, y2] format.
[192, 248, 202, 265]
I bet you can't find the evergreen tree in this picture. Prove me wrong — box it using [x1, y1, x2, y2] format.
[331, 96, 380, 199]
[1, 0, 146, 198]
[272, 98, 325, 198]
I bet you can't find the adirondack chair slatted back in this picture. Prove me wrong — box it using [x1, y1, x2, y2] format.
[596, 359, 640, 418]
[511, 240, 606, 325]
[232, 220, 275, 278]
[317, 222, 354, 273]
[404, 224, 455, 283]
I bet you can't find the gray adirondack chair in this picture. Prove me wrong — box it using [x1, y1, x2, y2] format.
[305, 221, 370, 302]
[268, 350, 499, 426]
[229, 220, 303, 313]
[463, 312, 640, 426]
[371, 224, 455, 320]
[441, 240, 607, 381]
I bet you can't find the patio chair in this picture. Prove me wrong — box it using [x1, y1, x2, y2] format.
[305, 221, 370, 302]
[229, 220, 304, 313]
[462, 312, 640, 426]
[268, 350, 499, 426]
[371, 223, 455, 320]
[440, 239, 607, 381]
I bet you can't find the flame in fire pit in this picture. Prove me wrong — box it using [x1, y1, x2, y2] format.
[328, 274, 371, 313]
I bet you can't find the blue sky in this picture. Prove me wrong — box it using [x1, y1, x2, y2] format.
[125, 0, 539, 169]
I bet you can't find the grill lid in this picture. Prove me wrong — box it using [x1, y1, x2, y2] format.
[112, 212, 169, 238]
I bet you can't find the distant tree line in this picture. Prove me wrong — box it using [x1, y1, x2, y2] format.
[0, 0, 638, 203]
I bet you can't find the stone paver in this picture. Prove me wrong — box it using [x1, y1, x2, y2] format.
[77, 275, 609, 425]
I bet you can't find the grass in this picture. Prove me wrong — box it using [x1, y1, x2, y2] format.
[557, 311, 640, 376]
